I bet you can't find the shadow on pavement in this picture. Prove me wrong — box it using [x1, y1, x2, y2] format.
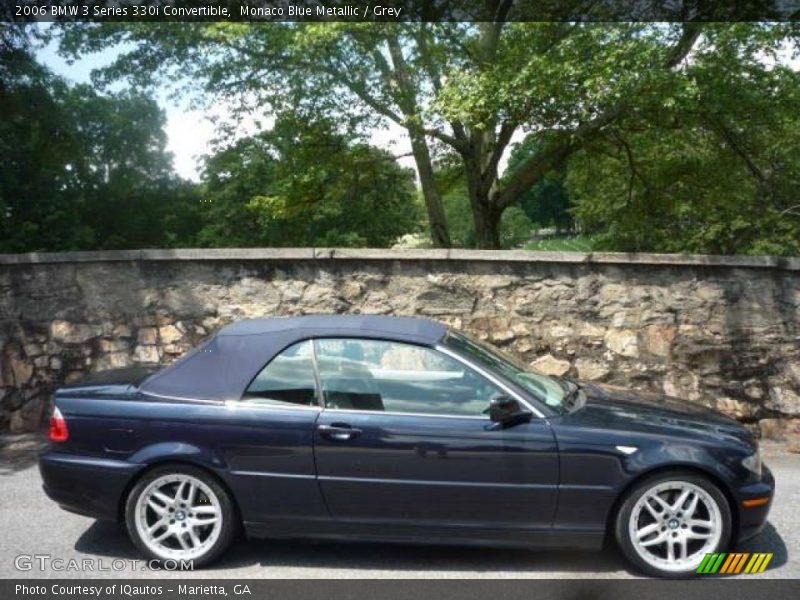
[737, 522, 788, 571]
[74, 519, 789, 576]
[75, 520, 634, 575]
[0, 433, 48, 475]
[216, 538, 634, 575]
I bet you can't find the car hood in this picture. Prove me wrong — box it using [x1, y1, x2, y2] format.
[567, 381, 755, 446]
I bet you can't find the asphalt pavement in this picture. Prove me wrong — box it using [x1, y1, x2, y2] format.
[1, 435, 797, 579]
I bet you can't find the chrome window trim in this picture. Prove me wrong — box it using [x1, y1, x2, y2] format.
[226, 399, 322, 412]
[222, 338, 546, 420]
[435, 344, 545, 419]
[318, 342, 545, 420]
[141, 391, 223, 405]
[319, 406, 487, 420]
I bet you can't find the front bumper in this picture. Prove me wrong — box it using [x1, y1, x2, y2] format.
[734, 463, 775, 544]
[39, 451, 142, 521]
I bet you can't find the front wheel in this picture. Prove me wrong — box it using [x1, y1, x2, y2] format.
[615, 471, 732, 578]
[125, 465, 237, 568]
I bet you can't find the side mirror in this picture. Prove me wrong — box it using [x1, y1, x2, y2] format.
[484, 394, 533, 428]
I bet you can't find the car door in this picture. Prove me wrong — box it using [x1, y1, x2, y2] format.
[311, 338, 559, 532]
[219, 340, 329, 526]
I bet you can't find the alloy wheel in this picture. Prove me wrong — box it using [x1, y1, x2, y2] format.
[134, 473, 223, 561]
[628, 480, 722, 573]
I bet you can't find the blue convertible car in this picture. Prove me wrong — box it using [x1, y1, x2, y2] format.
[40, 315, 774, 577]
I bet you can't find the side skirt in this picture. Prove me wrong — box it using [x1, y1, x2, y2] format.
[243, 520, 605, 551]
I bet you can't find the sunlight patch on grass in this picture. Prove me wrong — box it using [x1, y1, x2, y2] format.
[524, 235, 595, 252]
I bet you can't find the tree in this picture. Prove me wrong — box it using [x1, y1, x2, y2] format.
[0, 28, 201, 252]
[506, 135, 573, 233]
[60, 12, 794, 248]
[567, 25, 800, 256]
[1, 27, 91, 251]
[198, 115, 419, 248]
[66, 86, 205, 250]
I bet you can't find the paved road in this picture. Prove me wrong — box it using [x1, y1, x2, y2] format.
[1, 436, 797, 579]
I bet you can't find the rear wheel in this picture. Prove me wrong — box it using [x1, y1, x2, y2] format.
[125, 465, 236, 568]
[615, 471, 732, 578]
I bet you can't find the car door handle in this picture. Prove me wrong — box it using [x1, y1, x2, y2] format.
[317, 424, 362, 441]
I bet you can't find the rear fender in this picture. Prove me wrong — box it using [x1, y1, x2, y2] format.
[129, 441, 227, 471]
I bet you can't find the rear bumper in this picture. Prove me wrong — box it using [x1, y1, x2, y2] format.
[734, 464, 775, 544]
[39, 451, 142, 521]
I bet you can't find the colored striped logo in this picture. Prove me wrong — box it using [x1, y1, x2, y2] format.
[696, 552, 773, 574]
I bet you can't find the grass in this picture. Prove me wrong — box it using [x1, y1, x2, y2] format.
[524, 235, 595, 252]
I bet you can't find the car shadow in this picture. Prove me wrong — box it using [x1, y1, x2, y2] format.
[75, 520, 789, 576]
[736, 522, 788, 570]
[217, 539, 635, 575]
[74, 521, 631, 575]
[0, 433, 48, 475]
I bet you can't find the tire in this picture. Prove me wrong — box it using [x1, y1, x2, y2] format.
[614, 470, 732, 578]
[125, 464, 237, 568]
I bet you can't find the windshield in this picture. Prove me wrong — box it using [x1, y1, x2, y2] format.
[443, 330, 568, 412]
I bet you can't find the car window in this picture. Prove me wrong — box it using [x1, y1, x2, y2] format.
[244, 340, 318, 407]
[314, 338, 504, 417]
[444, 331, 567, 411]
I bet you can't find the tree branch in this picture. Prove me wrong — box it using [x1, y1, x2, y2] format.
[319, 60, 405, 127]
[665, 22, 703, 69]
[494, 23, 704, 210]
[414, 24, 469, 145]
[423, 127, 464, 149]
[483, 120, 516, 181]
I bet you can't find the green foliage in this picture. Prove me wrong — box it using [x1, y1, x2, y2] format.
[56, 21, 800, 250]
[1, 27, 416, 253]
[506, 136, 573, 232]
[0, 31, 200, 252]
[6, 20, 798, 254]
[438, 171, 533, 249]
[198, 115, 419, 248]
[567, 24, 800, 256]
[498, 206, 533, 248]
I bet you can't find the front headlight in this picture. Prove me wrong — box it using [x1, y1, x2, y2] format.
[742, 451, 762, 478]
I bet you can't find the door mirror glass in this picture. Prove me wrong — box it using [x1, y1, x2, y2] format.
[484, 395, 532, 428]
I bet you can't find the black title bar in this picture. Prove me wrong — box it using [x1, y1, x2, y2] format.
[6, 579, 800, 600]
[5, 0, 800, 22]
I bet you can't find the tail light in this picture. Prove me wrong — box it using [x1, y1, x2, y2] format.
[49, 406, 69, 442]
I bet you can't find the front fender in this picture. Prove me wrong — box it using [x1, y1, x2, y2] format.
[622, 440, 741, 484]
[552, 436, 744, 532]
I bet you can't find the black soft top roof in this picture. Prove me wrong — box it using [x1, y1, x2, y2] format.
[139, 315, 447, 402]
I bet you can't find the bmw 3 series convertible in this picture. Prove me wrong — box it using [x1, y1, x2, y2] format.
[39, 315, 774, 577]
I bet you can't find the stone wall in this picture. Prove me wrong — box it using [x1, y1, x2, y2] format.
[1, 248, 798, 441]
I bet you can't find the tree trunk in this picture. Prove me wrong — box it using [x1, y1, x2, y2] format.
[408, 128, 451, 248]
[465, 161, 502, 249]
[473, 202, 502, 249]
[384, 35, 451, 248]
